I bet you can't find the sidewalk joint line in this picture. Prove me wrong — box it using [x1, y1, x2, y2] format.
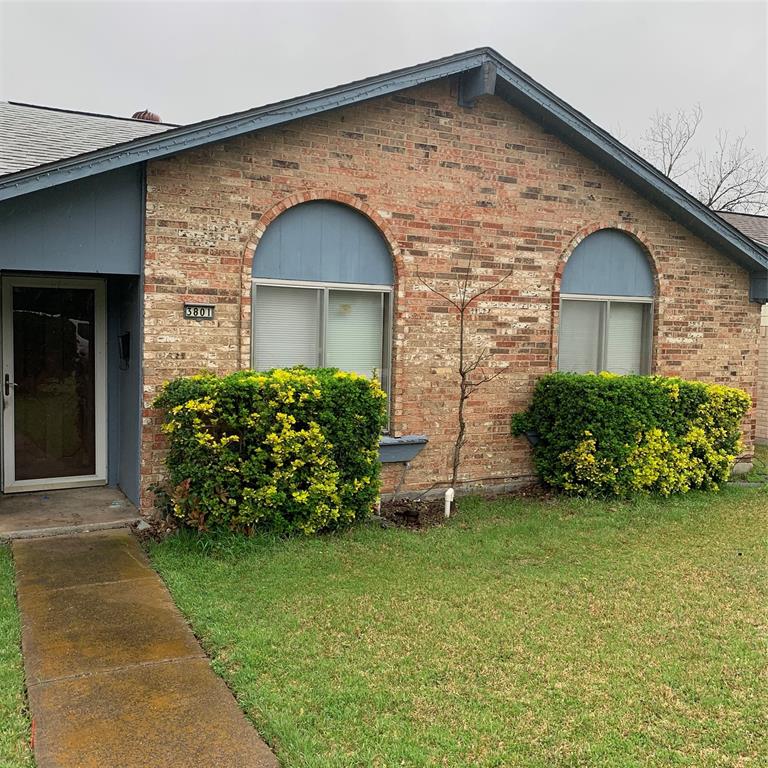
[18, 574, 158, 595]
[27, 653, 209, 688]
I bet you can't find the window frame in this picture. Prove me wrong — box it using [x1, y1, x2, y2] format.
[558, 293, 654, 375]
[251, 276, 394, 410]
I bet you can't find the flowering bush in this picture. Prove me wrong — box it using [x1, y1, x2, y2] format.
[511, 373, 751, 497]
[153, 368, 387, 534]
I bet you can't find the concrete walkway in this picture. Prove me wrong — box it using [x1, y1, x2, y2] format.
[13, 530, 279, 768]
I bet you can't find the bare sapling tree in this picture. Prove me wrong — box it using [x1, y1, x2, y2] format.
[695, 131, 768, 213]
[642, 105, 703, 180]
[640, 105, 768, 214]
[418, 252, 513, 490]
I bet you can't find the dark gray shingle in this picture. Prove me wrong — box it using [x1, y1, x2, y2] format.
[718, 211, 768, 248]
[0, 102, 173, 176]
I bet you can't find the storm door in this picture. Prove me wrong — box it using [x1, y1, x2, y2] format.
[2, 277, 107, 492]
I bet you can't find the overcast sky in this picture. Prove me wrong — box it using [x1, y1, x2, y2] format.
[0, 0, 766, 155]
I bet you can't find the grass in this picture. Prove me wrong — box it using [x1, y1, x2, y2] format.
[0, 546, 33, 768]
[148, 487, 767, 768]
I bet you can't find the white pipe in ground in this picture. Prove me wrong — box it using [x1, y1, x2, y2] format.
[444, 487, 455, 518]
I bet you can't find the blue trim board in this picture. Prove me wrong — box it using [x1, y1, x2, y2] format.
[0, 47, 765, 277]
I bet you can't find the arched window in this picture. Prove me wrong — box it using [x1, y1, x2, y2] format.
[558, 229, 654, 375]
[251, 201, 394, 392]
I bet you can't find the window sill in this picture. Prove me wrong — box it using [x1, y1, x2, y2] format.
[378, 435, 429, 463]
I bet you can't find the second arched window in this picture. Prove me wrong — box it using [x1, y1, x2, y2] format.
[558, 229, 654, 375]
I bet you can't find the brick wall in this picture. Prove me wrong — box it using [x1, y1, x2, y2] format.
[141, 79, 761, 510]
[757, 305, 768, 443]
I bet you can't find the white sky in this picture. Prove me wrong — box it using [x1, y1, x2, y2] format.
[0, 0, 766, 155]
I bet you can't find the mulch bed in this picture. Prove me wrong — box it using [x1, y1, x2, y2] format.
[131, 517, 178, 544]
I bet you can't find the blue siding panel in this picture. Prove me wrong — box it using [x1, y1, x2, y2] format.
[106, 275, 142, 504]
[253, 201, 394, 285]
[561, 229, 655, 297]
[116, 276, 142, 505]
[0, 167, 142, 275]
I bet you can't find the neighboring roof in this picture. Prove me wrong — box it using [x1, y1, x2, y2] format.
[0, 101, 175, 176]
[0, 48, 766, 276]
[718, 211, 768, 248]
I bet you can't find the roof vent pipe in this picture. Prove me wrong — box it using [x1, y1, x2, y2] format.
[131, 109, 161, 123]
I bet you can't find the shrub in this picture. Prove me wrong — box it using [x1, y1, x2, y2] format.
[511, 373, 750, 497]
[153, 367, 388, 534]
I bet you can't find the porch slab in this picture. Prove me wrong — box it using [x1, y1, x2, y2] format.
[0, 486, 138, 540]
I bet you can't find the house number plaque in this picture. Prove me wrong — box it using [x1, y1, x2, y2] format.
[183, 303, 215, 320]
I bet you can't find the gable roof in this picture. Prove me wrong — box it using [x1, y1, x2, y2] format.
[0, 47, 766, 276]
[718, 211, 768, 249]
[0, 101, 175, 176]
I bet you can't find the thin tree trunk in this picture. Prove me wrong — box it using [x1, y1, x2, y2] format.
[451, 307, 467, 489]
[451, 379, 469, 489]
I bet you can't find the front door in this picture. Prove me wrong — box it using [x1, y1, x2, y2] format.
[2, 277, 107, 492]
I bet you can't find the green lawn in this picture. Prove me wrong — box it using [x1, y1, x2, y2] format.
[149, 487, 767, 768]
[0, 546, 33, 768]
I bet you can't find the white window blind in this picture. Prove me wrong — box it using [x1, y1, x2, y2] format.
[252, 285, 320, 370]
[326, 290, 383, 378]
[606, 302, 645, 374]
[558, 300, 602, 373]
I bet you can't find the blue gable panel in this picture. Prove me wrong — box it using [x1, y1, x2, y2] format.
[561, 229, 655, 297]
[0, 167, 142, 275]
[253, 201, 394, 285]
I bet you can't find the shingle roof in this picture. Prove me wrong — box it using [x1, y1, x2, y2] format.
[718, 211, 768, 248]
[0, 101, 174, 176]
[0, 48, 765, 276]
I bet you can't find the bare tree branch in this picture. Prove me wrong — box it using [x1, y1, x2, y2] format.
[638, 106, 768, 214]
[466, 269, 515, 306]
[416, 271, 462, 311]
[694, 130, 768, 213]
[641, 105, 702, 179]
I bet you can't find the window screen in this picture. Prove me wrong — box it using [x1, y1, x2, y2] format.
[558, 300, 602, 373]
[326, 290, 384, 378]
[558, 299, 651, 375]
[252, 284, 390, 390]
[606, 302, 645, 375]
[252, 285, 320, 370]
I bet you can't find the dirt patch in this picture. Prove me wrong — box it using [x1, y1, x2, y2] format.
[378, 482, 549, 529]
[378, 498, 449, 529]
[490, 482, 553, 502]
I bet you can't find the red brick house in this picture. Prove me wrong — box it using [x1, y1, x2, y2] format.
[718, 212, 768, 443]
[0, 48, 766, 513]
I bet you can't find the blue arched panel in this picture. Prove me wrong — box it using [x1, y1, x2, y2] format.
[561, 229, 654, 297]
[253, 201, 394, 285]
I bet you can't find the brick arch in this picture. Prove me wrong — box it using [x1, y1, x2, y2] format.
[549, 222, 662, 372]
[238, 191, 404, 370]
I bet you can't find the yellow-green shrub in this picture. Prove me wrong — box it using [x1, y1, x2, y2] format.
[153, 368, 387, 534]
[511, 373, 751, 497]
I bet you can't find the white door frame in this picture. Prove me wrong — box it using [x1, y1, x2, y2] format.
[2, 276, 108, 493]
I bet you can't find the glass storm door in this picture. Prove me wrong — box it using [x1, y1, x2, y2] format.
[2, 277, 107, 492]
